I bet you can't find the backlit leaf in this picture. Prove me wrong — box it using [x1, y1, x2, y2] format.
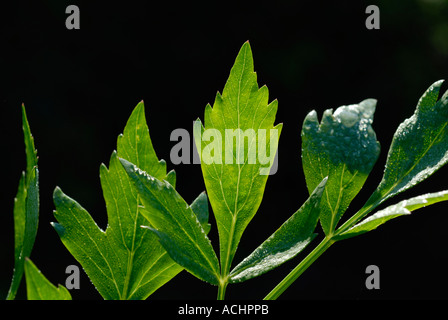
[193, 41, 282, 276]
[7, 104, 39, 300]
[120, 158, 220, 285]
[24, 258, 71, 300]
[52, 102, 185, 299]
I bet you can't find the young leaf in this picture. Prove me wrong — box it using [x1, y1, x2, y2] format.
[336, 190, 448, 240]
[24, 258, 71, 300]
[363, 80, 448, 210]
[301, 99, 380, 236]
[7, 104, 39, 300]
[194, 41, 283, 276]
[229, 177, 327, 283]
[120, 158, 221, 285]
[52, 102, 183, 300]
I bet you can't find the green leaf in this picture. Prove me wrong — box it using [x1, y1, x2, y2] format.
[7, 104, 39, 300]
[193, 41, 283, 276]
[364, 80, 448, 209]
[190, 191, 211, 234]
[24, 258, 71, 300]
[336, 190, 448, 240]
[120, 158, 221, 285]
[229, 177, 327, 283]
[52, 102, 183, 300]
[301, 99, 380, 236]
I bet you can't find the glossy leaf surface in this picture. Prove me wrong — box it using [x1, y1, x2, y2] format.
[120, 158, 220, 285]
[337, 190, 448, 240]
[194, 42, 282, 276]
[7, 105, 39, 300]
[363, 80, 448, 210]
[302, 99, 380, 235]
[229, 177, 327, 283]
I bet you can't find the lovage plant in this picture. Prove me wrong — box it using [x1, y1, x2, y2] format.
[119, 41, 448, 300]
[51, 102, 211, 300]
[6, 41, 448, 300]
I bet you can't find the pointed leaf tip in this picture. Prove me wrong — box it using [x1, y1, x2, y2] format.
[198, 40, 281, 274]
[363, 80, 448, 209]
[52, 102, 184, 300]
[336, 190, 448, 240]
[7, 105, 39, 300]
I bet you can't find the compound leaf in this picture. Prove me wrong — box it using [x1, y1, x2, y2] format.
[7, 104, 39, 300]
[301, 99, 380, 236]
[194, 41, 282, 276]
[363, 80, 448, 210]
[120, 158, 220, 285]
[24, 258, 71, 300]
[229, 177, 327, 283]
[336, 190, 448, 240]
[52, 102, 185, 300]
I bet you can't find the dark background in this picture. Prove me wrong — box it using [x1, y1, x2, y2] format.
[1, 0, 448, 300]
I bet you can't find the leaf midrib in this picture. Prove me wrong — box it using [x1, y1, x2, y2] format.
[117, 108, 148, 299]
[337, 112, 448, 236]
[103, 163, 140, 300]
[221, 45, 247, 277]
[139, 176, 220, 281]
[379, 116, 448, 202]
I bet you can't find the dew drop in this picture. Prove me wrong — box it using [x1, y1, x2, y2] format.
[334, 107, 358, 128]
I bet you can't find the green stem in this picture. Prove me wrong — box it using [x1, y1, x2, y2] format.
[264, 237, 334, 300]
[217, 280, 228, 300]
[263, 195, 385, 300]
[334, 199, 378, 236]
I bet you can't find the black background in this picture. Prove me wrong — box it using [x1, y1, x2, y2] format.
[1, 0, 448, 301]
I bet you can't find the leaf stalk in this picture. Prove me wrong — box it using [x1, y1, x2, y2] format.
[264, 236, 335, 300]
[217, 278, 228, 300]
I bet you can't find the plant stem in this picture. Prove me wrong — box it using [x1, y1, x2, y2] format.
[334, 200, 378, 236]
[217, 280, 228, 300]
[263, 197, 383, 300]
[263, 236, 335, 300]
